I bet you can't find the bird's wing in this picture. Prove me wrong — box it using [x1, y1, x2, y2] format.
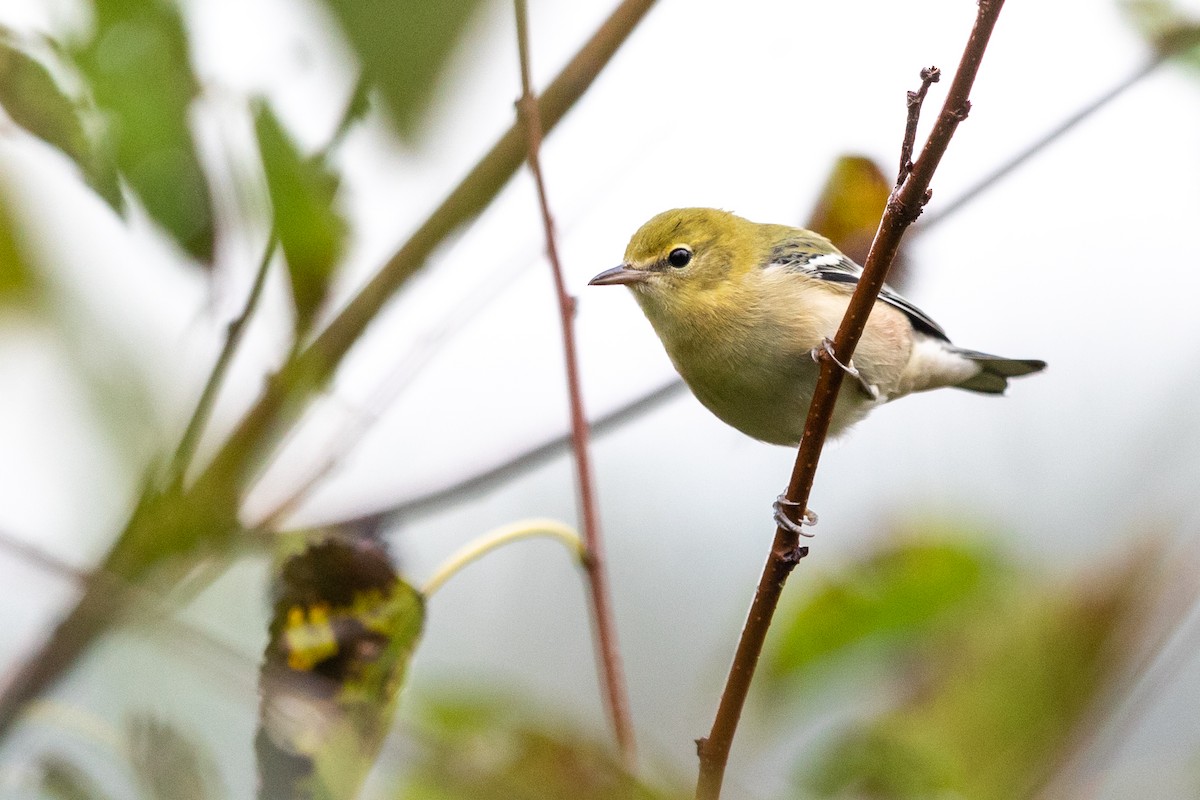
[768, 244, 949, 341]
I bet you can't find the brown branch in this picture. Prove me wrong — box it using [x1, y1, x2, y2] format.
[0, 0, 661, 741]
[897, 66, 940, 186]
[513, 0, 635, 766]
[694, 3, 1008, 797]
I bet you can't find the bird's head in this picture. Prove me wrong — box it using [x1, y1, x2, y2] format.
[589, 208, 761, 303]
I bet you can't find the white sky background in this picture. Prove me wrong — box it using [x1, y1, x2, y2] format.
[2, 0, 1200, 796]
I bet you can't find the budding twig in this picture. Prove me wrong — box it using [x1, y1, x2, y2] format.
[897, 66, 941, 187]
[695, 3, 1008, 797]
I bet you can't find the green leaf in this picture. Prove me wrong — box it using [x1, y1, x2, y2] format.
[254, 103, 347, 333]
[0, 189, 37, 305]
[320, 0, 484, 138]
[0, 33, 122, 210]
[39, 756, 115, 800]
[257, 537, 424, 800]
[74, 0, 214, 263]
[802, 549, 1161, 800]
[1122, 0, 1200, 69]
[766, 537, 1004, 686]
[400, 697, 687, 800]
[127, 716, 223, 800]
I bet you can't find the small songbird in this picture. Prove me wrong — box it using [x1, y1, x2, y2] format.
[590, 208, 1045, 448]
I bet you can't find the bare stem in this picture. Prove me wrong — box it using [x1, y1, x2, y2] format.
[695, 3, 1008, 797]
[897, 66, 941, 186]
[513, 0, 636, 767]
[168, 234, 277, 487]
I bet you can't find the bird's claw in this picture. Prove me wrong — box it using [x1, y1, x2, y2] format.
[773, 494, 817, 538]
[811, 337, 857, 376]
[811, 338, 880, 401]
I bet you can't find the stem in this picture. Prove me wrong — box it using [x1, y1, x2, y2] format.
[167, 234, 277, 487]
[695, 3, 1008, 797]
[513, 0, 636, 766]
[897, 66, 940, 186]
[421, 518, 583, 597]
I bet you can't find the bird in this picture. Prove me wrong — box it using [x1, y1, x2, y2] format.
[589, 207, 1045, 450]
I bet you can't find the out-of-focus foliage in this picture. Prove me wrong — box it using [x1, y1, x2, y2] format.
[257, 537, 424, 800]
[38, 756, 116, 800]
[320, 0, 485, 138]
[127, 715, 223, 800]
[0, 31, 122, 210]
[1123, 0, 1200, 68]
[72, 0, 213, 263]
[398, 697, 687, 800]
[794, 542, 1163, 800]
[0, 190, 37, 305]
[254, 102, 347, 334]
[766, 536, 1005, 688]
[805, 155, 896, 273]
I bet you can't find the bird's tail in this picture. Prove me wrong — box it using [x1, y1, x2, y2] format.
[952, 348, 1046, 394]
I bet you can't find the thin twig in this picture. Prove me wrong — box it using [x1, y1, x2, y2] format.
[897, 66, 941, 186]
[695, 4, 1008, 797]
[513, 0, 636, 766]
[168, 234, 277, 487]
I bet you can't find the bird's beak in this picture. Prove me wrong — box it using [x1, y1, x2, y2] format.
[588, 264, 648, 286]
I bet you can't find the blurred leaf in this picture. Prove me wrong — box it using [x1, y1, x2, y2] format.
[320, 0, 484, 138]
[257, 537, 424, 800]
[1123, 0, 1200, 69]
[39, 756, 115, 800]
[73, 0, 214, 263]
[803, 551, 1158, 800]
[128, 716, 223, 800]
[0, 33, 122, 210]
[804, 154, 913, 287]
[400, 697, 687, 800]
[0, 189, 37, 305]
[767, 537, 1004, 686]
[328, 76, 372, 151]
[254, 102, 346, 333]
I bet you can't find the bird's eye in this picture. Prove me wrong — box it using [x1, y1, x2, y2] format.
[667, 248, 692, 268]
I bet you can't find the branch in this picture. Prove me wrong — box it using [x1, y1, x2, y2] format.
[513, 0, 636, 765]
[897, 66, 940, 186]
[695, 3, 1008, 797]
[168, 234, 277, 487]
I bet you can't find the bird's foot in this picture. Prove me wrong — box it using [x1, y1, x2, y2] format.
[773, 494, 817, 538]
[811, 337, 880, 400]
